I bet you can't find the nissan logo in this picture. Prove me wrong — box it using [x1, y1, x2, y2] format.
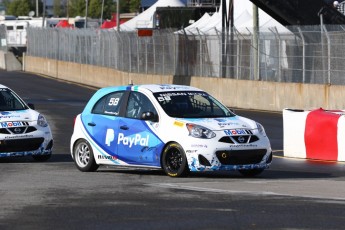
[238, 136, 245, 143]
[13, 128, 22, 134]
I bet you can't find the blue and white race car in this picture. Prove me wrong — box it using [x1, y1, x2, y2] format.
[0, 84, 53, 161]
[70, 84, 272, 177]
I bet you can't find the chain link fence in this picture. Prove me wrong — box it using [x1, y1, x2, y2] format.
[0, 25, 8, 52]
[27, 25, 345, 85]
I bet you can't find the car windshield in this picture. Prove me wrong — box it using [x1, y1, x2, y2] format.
[0, 88, 28, 111]
[154, 91, 235, 118]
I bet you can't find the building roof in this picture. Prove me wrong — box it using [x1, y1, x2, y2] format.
[141, 0, 187, 7]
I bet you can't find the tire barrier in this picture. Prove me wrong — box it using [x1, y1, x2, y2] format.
[283, 108, 345, 161]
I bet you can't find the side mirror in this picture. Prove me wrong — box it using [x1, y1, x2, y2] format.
[27, 103, 35, 110]
[141, 111, 158, 122]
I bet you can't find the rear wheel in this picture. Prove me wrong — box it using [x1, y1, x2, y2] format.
[238, 169, 264, 177]
[161, 142, 189, 177]
[73, 139, 99, 172]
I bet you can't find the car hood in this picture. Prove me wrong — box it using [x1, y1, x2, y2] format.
[0, 110, 38, 123]
[176, 116, 257, 130]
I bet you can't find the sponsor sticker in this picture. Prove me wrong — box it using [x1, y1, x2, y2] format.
[224, 129, 249, 136]
[118, 133, 149, 147]
[186, 150, 198, 153]
[98, 155, 118, 160]
[191, 144, 208, 148]
[0, 121, 25, 128]
[174, 121, 184, 127]
[105, 128, 150, 148]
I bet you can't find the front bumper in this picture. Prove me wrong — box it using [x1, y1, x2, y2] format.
[0, 137, 53, 158]
[182, 133, 272, 172]
[188, 149, 272, 172]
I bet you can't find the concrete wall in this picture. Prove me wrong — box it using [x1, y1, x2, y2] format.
[0, 51, 6, 70]
[0, 51, 22, 71]
[23, 56, 345, 112]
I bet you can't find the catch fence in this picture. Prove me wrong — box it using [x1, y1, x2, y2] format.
[27, 25, 345, 85]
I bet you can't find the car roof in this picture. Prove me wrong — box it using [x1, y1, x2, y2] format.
[96, 84, 203, 95]
[138, 84, 202, 93]
[84, 84, 207, 113]
[0, 84, 8, 89]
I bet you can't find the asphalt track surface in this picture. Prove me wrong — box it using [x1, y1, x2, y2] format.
[1, 70, 345, 229]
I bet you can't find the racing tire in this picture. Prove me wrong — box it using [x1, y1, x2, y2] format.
[73, 139, 99, 172]
[32, 154, 51, 162]
[161, 142, 190, 177]
[238, 169, 264, 177]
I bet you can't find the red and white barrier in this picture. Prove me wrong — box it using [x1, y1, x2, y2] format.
[283, 108, 345, 161]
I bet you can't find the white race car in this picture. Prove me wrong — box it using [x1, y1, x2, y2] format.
[0, 84, 53, 161]
[71, 84, 272, 177]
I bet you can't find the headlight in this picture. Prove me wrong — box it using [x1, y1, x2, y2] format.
[186, 123, 216, 139]
[256, 122, 265, 135]
[37, 114, 48, 127]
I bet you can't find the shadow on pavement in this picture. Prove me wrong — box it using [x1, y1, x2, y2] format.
[0, 154, 73, 163]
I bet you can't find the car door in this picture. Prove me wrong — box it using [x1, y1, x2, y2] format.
[83, 91, 126, 161]
[117, 91, 164, 166]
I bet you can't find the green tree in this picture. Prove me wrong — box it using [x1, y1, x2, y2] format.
[102, 0, 117, 20]
[129, 0, 140, 13]
[63, 0, 128, 19]
[6, 0, 32, 16]
[2, 0, 11, 10]
[89, 0, 101, 18]
[120, 0, 129, 13]
[69, 0, 86, 17]
[53, 0, 61, 17]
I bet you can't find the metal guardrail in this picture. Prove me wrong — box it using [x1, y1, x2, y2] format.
[26, 25, 345, 85]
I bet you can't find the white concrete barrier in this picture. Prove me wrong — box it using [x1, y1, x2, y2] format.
[283, 108, 345, 161]
[283, 109, 308, 159]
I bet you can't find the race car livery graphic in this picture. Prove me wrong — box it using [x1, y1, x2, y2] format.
[71, 84, 272, 177]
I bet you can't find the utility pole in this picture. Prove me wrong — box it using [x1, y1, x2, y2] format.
[101, 0, 104, 23]
[42, 0, 46, 27]
[36, 0, 39, 17]
[116, 0, 120, 31]
[85, 0, 88, 29]
[221, 0, 233, 78]
[253, 4, 259, 80]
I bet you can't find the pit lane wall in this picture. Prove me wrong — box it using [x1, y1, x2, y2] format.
[23, 56, 345, 112]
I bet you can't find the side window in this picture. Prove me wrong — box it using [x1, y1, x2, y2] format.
[126, 92, 156, 119]
[92, 92, 124, 116]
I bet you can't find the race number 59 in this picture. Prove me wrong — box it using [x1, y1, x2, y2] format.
[108, 98, 119, 106]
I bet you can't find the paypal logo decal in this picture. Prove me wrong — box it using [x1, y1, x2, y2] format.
[105, 129, 149, 148]
[105, 129, 115, 146]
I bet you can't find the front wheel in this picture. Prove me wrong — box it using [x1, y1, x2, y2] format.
[73, 139, 99, 172]
[238, 169, 264, 177]
[161, 142, 189, 177]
